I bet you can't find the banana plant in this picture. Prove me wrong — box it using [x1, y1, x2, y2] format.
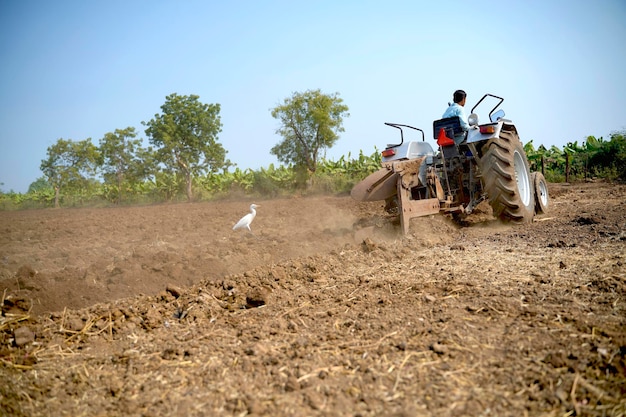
[231, 167, 255, 191]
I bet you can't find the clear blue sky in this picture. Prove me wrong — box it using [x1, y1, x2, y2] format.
[1, 0, 625, 193]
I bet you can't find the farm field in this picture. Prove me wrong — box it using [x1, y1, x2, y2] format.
[1, 181, 625, 416]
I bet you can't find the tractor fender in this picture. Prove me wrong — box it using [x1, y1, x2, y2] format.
[466, 121, 518, 144]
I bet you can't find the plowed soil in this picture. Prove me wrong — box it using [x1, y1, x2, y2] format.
[1, 182, 625, 416]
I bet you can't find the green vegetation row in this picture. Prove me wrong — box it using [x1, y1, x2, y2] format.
[2, 130, 625, 211]
[523, 132, 626, 183]
[0, 150, 382, 210]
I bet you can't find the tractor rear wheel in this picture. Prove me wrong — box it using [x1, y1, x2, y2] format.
[479, 128, 535, 222]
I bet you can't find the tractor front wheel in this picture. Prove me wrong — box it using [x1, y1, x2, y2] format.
[531, 171, 550, 214]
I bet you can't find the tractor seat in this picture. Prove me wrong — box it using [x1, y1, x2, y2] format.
[433, 116, 463, 138]
[433, 116, 465, 147]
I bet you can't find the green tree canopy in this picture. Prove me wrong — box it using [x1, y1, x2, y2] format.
[270, 89, 350, 174]
[99, 127, 155, 203]
[27, 177, 52, 193]
[40, 138, 100, 207]
[143, 93, 229, 201]
[588, 130, 626, 180]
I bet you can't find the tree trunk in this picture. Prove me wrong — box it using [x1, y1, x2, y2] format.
[541, 156, 545, 176]
[117, 173, 123, 205]
[54, 186, 60, 208]
[565, 153, 570, 183]
[185, 172, 193, 202]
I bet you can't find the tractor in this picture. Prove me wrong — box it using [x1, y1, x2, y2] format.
[351, 93, 550, 234]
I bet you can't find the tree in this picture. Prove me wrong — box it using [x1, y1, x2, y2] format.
[27, 177, 55, 207]
[270, 89, 349, 176]
[27, 177, 51, 193]
[99, 127, 154, 203]
[143, 93, 229, 201]
[40, 138, 100, 207]
[588, 130, 626, 180]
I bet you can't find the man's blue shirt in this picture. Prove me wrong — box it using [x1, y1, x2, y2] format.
[442, 103, 469, 132]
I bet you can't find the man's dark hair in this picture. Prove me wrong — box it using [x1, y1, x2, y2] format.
[453, 90, 466, 104]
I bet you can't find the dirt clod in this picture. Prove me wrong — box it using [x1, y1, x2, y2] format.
[430, 342, 449, 355]
[246, 287, 269, 308]
[361, 237, 378, 252]
[15, 265, 36, 279]
[13, 326, 35, 347]
[165, 284, 183, 298]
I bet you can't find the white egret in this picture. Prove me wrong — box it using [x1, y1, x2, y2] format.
[232, 203, 260, 233]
